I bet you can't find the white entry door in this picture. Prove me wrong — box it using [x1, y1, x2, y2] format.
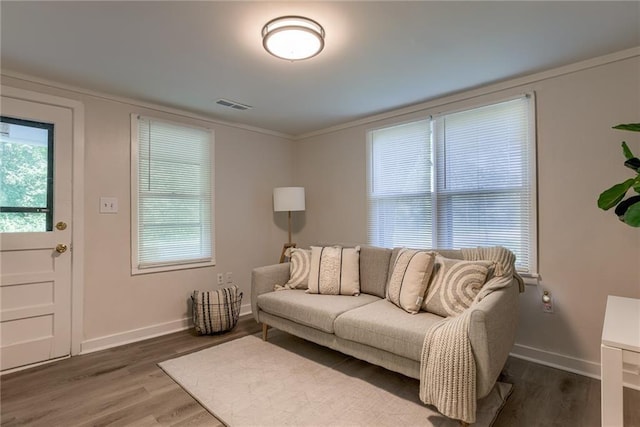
[1, 96, 73, 371]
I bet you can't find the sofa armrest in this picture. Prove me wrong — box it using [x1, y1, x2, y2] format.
[468, 281, 519, 398]
[251, 263, 291, 323]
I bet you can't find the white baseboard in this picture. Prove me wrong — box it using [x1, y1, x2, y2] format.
[80, 307, 255, 355]
[240, 303, 252, 317]
[511, 343, 640, 391]
[80, 317, 192, 354]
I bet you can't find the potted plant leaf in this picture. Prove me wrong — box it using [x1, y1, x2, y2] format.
[597, 123, 640, 227]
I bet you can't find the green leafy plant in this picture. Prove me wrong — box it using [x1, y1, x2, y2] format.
[597, 123, 640, 227]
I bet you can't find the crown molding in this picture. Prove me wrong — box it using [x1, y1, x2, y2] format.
[0, 69, 293, 140]
[295, 46, 640, 140]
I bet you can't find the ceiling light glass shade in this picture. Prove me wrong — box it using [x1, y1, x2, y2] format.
[262, 16, 325, 61]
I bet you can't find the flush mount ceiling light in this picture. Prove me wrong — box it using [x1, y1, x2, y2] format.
[262, 16, 325, 61]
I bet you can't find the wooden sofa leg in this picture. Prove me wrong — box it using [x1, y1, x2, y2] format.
[460, 422, 469, 427]
[262, 323, 268, 341]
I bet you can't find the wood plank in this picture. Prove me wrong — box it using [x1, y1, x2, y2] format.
[0, 316, 260, 426]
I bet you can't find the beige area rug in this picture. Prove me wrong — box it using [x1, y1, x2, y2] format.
[159, 330, 511, 426]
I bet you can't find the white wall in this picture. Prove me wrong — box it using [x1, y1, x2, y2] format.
[293, 52, 640, 382]
[1, 75, 294, 351]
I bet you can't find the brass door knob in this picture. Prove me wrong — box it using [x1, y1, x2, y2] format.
[55, 244, 68, 254]
[56, 221, 67, 231]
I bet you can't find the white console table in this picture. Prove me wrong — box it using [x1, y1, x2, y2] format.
[601, 295, 640, 427]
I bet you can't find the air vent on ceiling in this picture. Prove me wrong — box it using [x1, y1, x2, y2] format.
[215, 98, 252, 111]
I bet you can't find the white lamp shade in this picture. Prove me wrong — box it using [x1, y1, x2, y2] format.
[273, 187, 305, 212]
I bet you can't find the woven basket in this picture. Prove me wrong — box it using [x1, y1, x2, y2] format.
[191, 286, 243, 334]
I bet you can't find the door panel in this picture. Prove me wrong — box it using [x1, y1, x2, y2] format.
[1, 96, 72, 370]
[2, 281, 54, 310]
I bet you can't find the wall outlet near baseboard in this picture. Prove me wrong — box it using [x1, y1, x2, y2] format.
[225, 272, 233, 283]
[542, 290, 554, 313]
[217, 273, 224, 285]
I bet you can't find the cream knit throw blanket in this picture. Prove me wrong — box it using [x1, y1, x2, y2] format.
[420, 309, 476, 423]
[419, 246, 523, 424]
[462, 246, 525, 293]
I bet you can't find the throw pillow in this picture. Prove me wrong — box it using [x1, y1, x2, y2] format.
[423, 255, 494, 317]
[307, 246, 360, 296]
[386, 249, 436, 314]
[284, 248, 312, 289]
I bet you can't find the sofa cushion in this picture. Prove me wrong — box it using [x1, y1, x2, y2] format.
[423, 255, 494, 317]
[386, 249, 436, 314]
[334, 299, 444, 360]
[307, 246, 361, 296]
[359, 245, 392, 298]
[284, 248, 311, 289]
[258, 290, 380, 333]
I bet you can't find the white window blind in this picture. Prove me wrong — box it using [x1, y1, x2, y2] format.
[434, 97, 535, 273]
[367, 95, 536, 274]
[368, 119, 432, 249]
[132, 115, 214, 273]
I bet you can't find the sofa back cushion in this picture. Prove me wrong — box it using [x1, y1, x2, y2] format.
[358, 245, 392, 298]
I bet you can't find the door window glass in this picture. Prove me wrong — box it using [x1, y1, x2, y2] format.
[0, 116, 54, 232]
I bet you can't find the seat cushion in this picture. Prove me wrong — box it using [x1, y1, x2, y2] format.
[257, 290, 380, 333]
[334, 299, 444, 360]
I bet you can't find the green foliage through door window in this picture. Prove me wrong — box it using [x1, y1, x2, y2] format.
[0, 117, 53, 233]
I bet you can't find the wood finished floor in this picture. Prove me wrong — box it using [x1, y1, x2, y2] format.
[1, 316, 639, 426]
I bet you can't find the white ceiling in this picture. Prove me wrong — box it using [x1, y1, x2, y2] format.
[1, 1, 639, 136]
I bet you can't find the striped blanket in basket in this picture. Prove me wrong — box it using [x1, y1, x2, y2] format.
[192, 286, 242, 334]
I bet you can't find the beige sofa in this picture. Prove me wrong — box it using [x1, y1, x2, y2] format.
[251, 245, 520, 417]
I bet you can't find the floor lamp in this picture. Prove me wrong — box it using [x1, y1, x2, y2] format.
[273, 187, 305, 263]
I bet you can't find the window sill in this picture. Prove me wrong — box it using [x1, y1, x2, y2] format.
[132, 259, 215, 276]
[520, 273, 540, 286]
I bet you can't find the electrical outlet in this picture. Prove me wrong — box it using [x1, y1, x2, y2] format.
[217, 273, 224, 285]
[99, 197, 118, 214]
[225, 272, 233, 283]
[542, 291, 554, 313]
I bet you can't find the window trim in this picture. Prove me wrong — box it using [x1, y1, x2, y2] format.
[130, 114, 215, 275]
[525, 93, 538, 278]
[366, 93, 538, 276]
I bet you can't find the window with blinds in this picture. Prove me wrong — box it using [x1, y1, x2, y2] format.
[368, 119, 433, 249]
[367, 95, 536, 274]
[131, 115, 215, 274]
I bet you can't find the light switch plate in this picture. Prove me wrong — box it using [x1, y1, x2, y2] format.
[100, 197, 118, 214]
